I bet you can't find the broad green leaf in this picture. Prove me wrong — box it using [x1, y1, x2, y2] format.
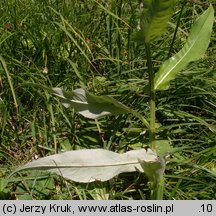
[140, 156, 165, 181]
[156, 140, 172, 157]
[155, 5, 214, 90]
[139, 157, 165, 199]
[136, 0, 175, 43]
[10, 149, 157, 183]
[52, 88, 131, 119]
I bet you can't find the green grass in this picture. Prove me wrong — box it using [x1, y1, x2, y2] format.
[0, 0, 215, 200]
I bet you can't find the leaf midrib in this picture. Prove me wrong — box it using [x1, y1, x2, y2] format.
[155, 14, 209, 90]
[20, 160, 156, 169]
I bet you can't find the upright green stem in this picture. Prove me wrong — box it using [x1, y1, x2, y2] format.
[145, 44, 165, 200]
[150, 175, 165, 200]
[145, 43, 156, 150]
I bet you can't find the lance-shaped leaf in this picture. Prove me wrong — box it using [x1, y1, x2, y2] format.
[52, 88, 131, 119]
[136, 0, 175, 43]
[10, 149, 157, 183]
[155, 5, 214, 90]
[52, 88, 151, 129]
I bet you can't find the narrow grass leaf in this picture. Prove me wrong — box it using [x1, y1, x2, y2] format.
[0, 56, 18, 114]
[174, 110, 216, 132]
[94, 0, 130, 28]
[155, 5, 214, 90]
[67, 59, 85, 87]
[54, 22, 92, 64]
[10, 149, 157, 183]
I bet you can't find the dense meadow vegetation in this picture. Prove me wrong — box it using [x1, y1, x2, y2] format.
[0, 0, 215, 200]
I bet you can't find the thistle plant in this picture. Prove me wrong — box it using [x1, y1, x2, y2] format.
[10, 1, 214, 200]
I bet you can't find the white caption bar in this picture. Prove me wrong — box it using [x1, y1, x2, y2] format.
[1, 201, 216, 216]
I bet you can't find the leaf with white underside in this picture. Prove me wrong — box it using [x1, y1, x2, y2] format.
[10, 149, 158, 183]
[155, 5, 214, 90]
[52, 88, 131, 119]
